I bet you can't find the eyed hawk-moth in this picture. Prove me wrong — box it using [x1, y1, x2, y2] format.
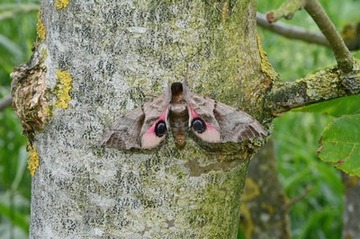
[102, 82, 267, 150]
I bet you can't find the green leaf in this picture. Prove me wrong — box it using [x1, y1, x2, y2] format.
[293, 94, 360, 117]
[318, 115, 360, 176]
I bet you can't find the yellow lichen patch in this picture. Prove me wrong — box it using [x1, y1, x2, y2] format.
[56, 0, 70, 10]
[257, 35, 279, 83]
[27, 143, 40, 176]
[54, 70, 72, 109]
[302, 69, 343, 101]
[36, 11, 46, 42]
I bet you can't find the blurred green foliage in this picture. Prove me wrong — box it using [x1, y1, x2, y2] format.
[0, 0, 359, 238]
[294, 94, 360, 117]
[258, 0, 360, 238]
[0, 0, 38, 238]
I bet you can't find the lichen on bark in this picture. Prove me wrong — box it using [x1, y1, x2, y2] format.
[54, 70, 73, 109]
[266, 60, 360, 114]
[37, 11, 46, 42]
[11, 45, 49, 138]
[27, 143, 40, 176]
[11, 44, 50, 176]
[56, 0, 70, 10]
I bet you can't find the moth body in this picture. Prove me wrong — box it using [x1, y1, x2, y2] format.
[168, 103, 189, 148]
[102, 82, 267, 150]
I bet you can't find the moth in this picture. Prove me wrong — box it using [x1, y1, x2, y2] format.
[102, 82, 267, 150]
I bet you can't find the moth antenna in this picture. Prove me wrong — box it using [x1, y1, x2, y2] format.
[181, 82, 191, 101]
[164, 84, 172, 104]
[176, 43, 189, 85]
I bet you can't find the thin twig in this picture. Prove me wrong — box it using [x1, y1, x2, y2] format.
[0, 95, 12, 111]
[257, 12, 329, 47]
[266, 0, 354, 73]
[266, 0, 307, 23]
[304, 0, 354, 73]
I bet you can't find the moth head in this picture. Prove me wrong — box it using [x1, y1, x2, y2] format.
[170, 82, 184, 103]
[170, 82, 191, 103]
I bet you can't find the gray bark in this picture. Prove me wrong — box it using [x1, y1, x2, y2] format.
[240, 140, 291, 239]
[20, 0, 267, 238]
[342, 175, 360, 239]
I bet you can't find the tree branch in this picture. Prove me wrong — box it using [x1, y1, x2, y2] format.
[0, 96, 12, 111]
[266, 0, 307, 23]
[256, 12, 329, 47]
[266, 0, 354, 73]
[266, 60, 360, 115]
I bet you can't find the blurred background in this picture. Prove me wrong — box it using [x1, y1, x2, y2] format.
[0, 0, 37, 238]
[0, 0, 359, 238]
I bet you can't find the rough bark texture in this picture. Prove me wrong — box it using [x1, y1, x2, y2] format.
[266, 62, 360, 115]
[342, 175, 360, 239]
[22, 1, 268, 238]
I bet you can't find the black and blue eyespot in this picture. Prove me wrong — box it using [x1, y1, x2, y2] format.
[155, 120, 167, 137]
[191, 118, 206, 134]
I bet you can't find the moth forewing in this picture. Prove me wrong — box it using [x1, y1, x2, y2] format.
[187, 91, 266, 144]
[102, 107, 145, 149]
[212, 101, 267, 143]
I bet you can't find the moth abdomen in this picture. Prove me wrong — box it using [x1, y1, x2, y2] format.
[168, 103, 189, 147]
[168, 103, 188, 128]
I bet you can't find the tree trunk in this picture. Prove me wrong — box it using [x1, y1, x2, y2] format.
[342, 175, 360, 239]
[12, 0, 269, 238]
[240, 140, 291, 239]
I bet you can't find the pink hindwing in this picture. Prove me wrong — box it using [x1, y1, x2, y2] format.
[187, 105, 221, 143]
[141, 108, 169, 149]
